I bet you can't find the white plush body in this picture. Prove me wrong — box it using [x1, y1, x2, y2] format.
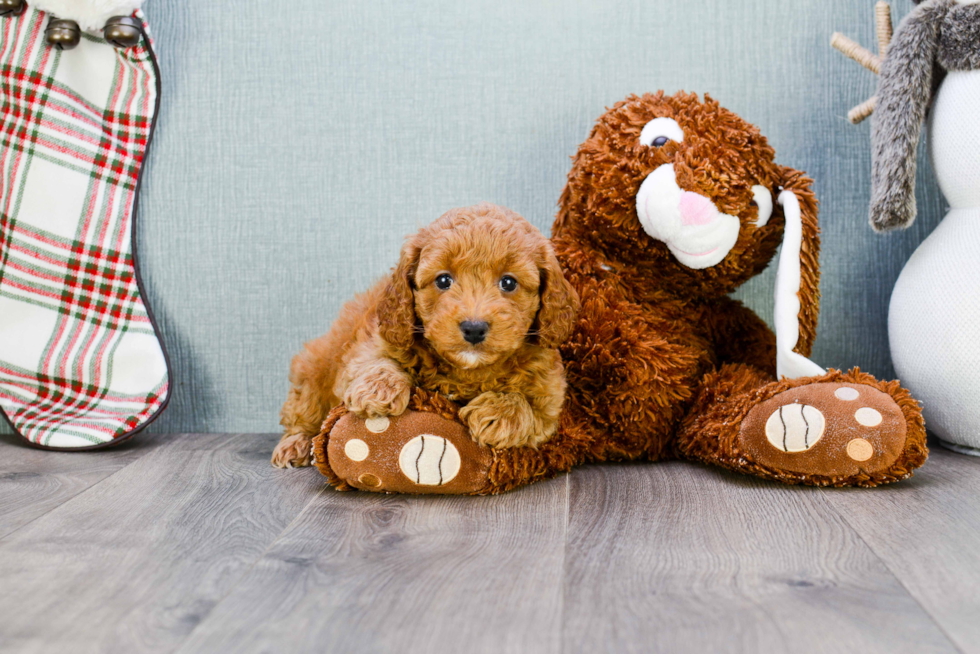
[889, 69, 980, 453]
[31, 0, 144, 33]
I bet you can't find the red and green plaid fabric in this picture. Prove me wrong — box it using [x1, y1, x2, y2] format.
[0, 7, 169, 449]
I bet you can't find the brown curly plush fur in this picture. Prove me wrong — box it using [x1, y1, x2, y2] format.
[547, 92, 820, 460]
[312, 91, 927, 492]
[274, 203, 579, 468]
[507, 91, 922, 489]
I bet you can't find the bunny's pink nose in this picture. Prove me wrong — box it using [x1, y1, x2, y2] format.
[678, 192, 715, 226]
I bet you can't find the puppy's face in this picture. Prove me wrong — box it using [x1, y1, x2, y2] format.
[378, 203, 579, 368]
[413, 225, 541, 369]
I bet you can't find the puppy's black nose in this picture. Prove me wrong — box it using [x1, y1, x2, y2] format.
[460, 320, 489, 345]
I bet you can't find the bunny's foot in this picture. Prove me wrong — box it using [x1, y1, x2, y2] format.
[677, 366, 928, 487]
[312, 398, 494, 495]
[739, 381, 914, 481]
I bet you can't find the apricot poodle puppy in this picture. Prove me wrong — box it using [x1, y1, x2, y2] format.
[272, 203, 580, 468]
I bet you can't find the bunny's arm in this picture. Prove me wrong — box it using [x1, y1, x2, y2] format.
[870, 0, 947, 232]
[704, 298, 777, 377]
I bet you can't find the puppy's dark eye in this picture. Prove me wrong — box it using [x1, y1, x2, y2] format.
[651, 136, 670, 147]
[499, 275, 518, 293]
[435, 273, 453, 290]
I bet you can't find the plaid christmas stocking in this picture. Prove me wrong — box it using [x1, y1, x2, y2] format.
[0, 6, 170, 449]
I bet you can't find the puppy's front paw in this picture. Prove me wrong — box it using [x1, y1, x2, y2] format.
[345, 369, 412, 418]
[460, 392, 546, 449]
[272, 432, 314, 468]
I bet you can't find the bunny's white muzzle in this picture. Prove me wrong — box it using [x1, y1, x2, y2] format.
[635, 164, 742, 269]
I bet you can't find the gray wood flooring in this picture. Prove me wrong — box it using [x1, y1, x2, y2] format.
[1, 432, 978, 654]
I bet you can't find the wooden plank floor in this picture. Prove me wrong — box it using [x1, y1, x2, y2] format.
[0, 432, 977, 654]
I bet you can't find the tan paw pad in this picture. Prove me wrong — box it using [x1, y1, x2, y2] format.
[358, 473, 382, 488]
[846, 438, 874, 462]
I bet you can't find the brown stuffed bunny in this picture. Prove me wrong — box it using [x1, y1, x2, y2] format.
[311, 91, 928, 495]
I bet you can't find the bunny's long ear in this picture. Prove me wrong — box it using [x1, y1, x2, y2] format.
[774, 168, 825, 380]
[870, 0, 945, 232]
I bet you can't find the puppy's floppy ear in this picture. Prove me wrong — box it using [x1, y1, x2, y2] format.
[377, 237, 421, 349]
[533, 241, 580, 348]
[773, 167, 825, 380]
[870, 0, 944, 231]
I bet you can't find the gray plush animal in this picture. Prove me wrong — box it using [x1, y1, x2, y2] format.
[869, 0, 980, 455]
[871, 0, 980, 231]
[834, 1, 980, 454]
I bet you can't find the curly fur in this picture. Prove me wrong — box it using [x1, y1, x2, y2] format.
[30, 0, 144, 33]
[273, 203, 579, 467]
[540, 91, 821, 465]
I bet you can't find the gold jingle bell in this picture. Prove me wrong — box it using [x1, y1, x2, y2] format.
[45, 17, 82, 50]
[103, 16, 142, 49]
[0, 0, 26, 18]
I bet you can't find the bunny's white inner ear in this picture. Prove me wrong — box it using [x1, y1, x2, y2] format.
[774, 190, 826, 380]
[752, 186, 773, 227]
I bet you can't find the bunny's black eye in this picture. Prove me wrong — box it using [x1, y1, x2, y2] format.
[435, 273, 453, 290]
[640, 117, 685, 147]
[499, 275, 518, 293]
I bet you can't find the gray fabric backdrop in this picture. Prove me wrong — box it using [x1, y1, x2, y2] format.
[3, 0, 947, 435]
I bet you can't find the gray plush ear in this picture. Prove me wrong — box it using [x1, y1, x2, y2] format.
[870, 0, 946, 232]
